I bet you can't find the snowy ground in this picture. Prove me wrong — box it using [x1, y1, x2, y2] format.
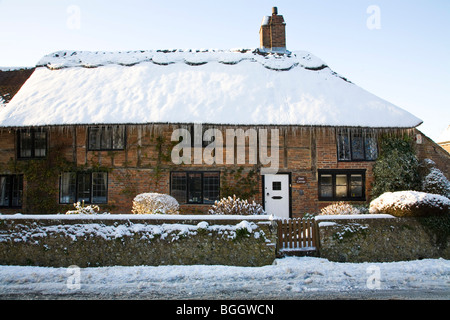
[0, 257, 448, 300]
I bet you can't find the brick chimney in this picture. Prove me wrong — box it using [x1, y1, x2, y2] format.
[259, 7, 286, 53]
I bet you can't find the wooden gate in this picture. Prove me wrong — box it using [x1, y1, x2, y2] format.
[277, 218, 319, 255]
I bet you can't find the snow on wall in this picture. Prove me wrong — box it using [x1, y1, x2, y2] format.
[0, 216, 277, 267]
[318, 214, 450, 262]
[0, 213, 274, 221]
[0, 220, 262, 243]
[0, 49, 423, 128]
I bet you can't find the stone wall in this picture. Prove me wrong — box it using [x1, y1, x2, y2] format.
[0, 215, 277, 267]
[316, 215, 450, 262]
[2, 214, 449, 267]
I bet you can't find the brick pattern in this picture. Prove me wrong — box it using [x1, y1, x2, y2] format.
[1, 125, 448, 217]
[260, 12, 286, 50]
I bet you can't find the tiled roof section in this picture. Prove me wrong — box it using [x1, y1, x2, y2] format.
[0, 68, 35, 103]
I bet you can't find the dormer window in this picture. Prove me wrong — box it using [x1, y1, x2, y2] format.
[337, 128, 378, 161]
[17, 129, 47, 159]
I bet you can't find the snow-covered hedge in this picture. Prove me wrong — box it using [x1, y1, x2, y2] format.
[208, 195, 265, 215]
[132, 193, 179, 215]
[369, 191, 450, 217]
[318, 202, 366, 216]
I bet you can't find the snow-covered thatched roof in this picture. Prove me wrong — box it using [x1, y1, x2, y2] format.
[0, 49, 423, 128]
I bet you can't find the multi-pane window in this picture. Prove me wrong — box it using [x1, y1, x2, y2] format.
[318, 170, 365, 201]
[170, 171, 220, 204]
[0, 175, 23, 208]
[190, 125, 215, 148]
[88, 126, 125, 150]
[203, 172, 220, 204]
[18, 129, 47, 158]
[60, 172, 108, 204]
[337, 129, 378, 161]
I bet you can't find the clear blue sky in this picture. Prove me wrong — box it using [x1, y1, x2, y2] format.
[1, 0, 449, 142]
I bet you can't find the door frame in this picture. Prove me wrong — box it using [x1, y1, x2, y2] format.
[261, 172, 292, 219]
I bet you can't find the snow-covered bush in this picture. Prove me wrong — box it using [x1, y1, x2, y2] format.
[420, 159, 450, 199]
[132, 193, 179, 215]
[369, 191, 450, 217]
[66, 201, 100, 215]
[208, 195, 265, 215]
[318, 202, 362, 216]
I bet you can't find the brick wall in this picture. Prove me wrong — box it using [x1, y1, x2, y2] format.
[3, 125, 444, 217]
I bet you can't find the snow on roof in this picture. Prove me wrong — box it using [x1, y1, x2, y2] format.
[261, 16, 270, 26]
[0, 49, 422, 128]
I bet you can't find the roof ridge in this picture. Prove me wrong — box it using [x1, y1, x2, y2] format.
[36, 49, 328, 72]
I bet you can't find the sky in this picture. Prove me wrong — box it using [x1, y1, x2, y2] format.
[0, 0, 449, 142]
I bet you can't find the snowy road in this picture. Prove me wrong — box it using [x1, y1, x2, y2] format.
[0, 257, 449, 300]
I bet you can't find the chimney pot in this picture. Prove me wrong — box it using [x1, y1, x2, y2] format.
[272, 7, 278, 15]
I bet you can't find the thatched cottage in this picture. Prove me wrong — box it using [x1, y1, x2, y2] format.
[0, 8, 448, 217]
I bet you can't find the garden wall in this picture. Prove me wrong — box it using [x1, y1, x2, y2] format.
[316, 214, 450, 262]
[0, 215, 277, 267]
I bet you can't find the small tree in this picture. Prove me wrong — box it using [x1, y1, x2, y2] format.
[421, 159, 450, 199]
[371, 135, 421, 198]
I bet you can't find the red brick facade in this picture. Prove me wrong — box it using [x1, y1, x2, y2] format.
[2, 125, 447, 216]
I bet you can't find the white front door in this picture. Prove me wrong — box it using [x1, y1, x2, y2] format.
[264, 174, 290, 218]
